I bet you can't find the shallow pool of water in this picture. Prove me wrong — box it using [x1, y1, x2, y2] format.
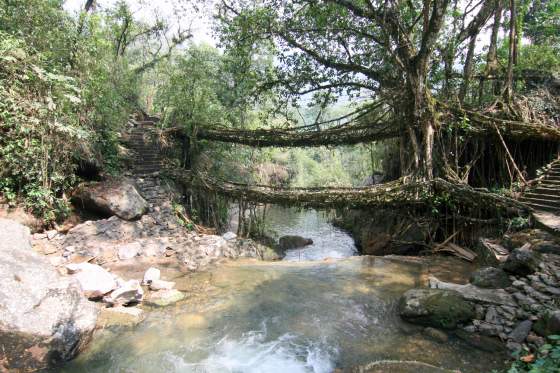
[263, 207, 357, 261]
[57, 257, 506, 373]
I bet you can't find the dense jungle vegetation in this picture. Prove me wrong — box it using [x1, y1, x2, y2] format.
[0, 0, 559, 226]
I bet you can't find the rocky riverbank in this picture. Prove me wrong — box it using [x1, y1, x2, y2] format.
[398, 228, 560, 363]
[0, 176, 278, 371]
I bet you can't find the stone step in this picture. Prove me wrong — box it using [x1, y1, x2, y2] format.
[520, 196, 560, 207]
[523, 202, 559, 213]
[524, 192, 560, 201]
[533, 187, 560, 196]
[539, 180, 560, 187]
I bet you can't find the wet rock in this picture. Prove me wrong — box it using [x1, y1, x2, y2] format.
[97, 306, 145, 328]
[149, 279, 175, 291]
[145, 289, 185, 307]
[476, 321, 504, 336]
[509, 320, 533, 343]
[470, 267, 511, 289]
[533, 311, 560, 337]
[533, 240, 560, 254]
[259, 244, 285, 261]
[423, 327, 449, 343]
[103, 280, 143, 306]
[142, 267, 160, 285]
[69, 262, 117, 298]
[117, 241, 141, 260]
[333, 209, 432, 255]
[506, 341, 522, 353]
[398, 288, 475, 329]
[0, 219, 98, 371]
[455, 330, 505, 352]
[71, 178, 148, 221]
[429, 276, 515, 306]
[278, 235, 313, 250]
[502, 245, 541, 276]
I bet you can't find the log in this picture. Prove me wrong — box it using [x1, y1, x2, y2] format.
[434, 242, 477, 262]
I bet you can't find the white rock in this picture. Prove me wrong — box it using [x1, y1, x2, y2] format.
[46, 229, 58, 240]
[142, 267, 161, 285]
[222, 231, 237, 241]
[117, 241, 141, 260]
[103, 280, 143, 306]
[149, 279, 175, 291]
[71, 263, 117, 298]
[141, 238, 169, 257]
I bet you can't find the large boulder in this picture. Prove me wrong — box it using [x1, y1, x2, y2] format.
[278, 235, 313, 250]
[398, 288, 475, 329]
[72, 178, 148, 220]
[67, 262, 117, 299]
[470, 267, 512, 289]
[429, 276, 515, 306]
[0, 219, 98, 371]
[502, 245, 541, 276]
[333, 209, 433, 255]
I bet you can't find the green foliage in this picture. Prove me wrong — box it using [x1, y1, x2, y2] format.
[517, 45, 560, 73]
[508, 216, 530, 231]
[507, 335, 560, 373]
[0, 0, 143, 223]
[0, 31, 88, 222]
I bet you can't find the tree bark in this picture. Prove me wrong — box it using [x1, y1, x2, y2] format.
[504, 0, 517, 101]
[459, 35, 478, 103]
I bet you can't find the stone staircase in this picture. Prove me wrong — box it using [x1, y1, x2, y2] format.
[519, 160, 560, 213]
[127, 120, 162, 175]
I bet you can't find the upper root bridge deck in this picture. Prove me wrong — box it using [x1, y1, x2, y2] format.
[162, 106, 560, 148]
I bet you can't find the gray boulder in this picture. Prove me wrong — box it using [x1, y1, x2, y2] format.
[278, 235, 313, 250]
[509, 320, 533, 343]
[398, 288, 475, 329]
[72, 178, 148, 220]
[470, 267, 512, 289]
[502, 245, 541, 276]
[0, 219, 98, 371]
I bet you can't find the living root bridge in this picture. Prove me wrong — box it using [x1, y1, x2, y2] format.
[168, 120, 400, 147]
[175, 171, 528, 212]
[162, 107, 560, 148]
[444, 104, 560, 141]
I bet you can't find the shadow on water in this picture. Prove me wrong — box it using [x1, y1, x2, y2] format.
[55, 257, 507, 373]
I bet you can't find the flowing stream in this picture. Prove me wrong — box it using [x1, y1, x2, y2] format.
[58, 207, 507, 372]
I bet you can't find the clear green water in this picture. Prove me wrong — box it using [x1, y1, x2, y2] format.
[57, 257, 507, 373]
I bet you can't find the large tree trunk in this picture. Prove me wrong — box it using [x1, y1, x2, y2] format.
[459, 35, 478, 103]
[407, 67, 436, 180]
[487, 3, 503, 95]
[504, 0, 517, 101]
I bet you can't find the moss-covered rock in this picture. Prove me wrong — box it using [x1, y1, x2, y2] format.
[534, 311, 560, 337]
[470, 267, 511, 289]
[398, 289, 475, 330]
